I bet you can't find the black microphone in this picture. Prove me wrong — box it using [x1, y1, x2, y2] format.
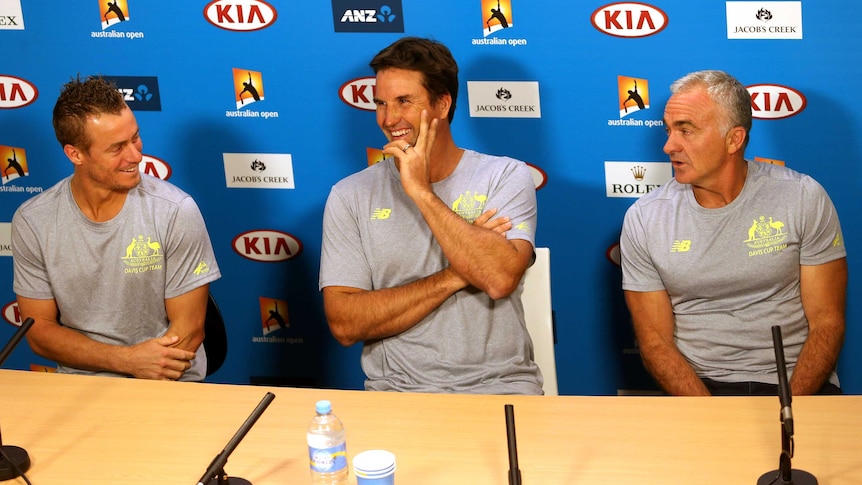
[0, 317, 35, 481]
[0, 317, 35, 366]
[772, 326, 794, 438]
[197, 392, 275, 485]
[756, 325, 817, 485]
[504, 404, 522, 485]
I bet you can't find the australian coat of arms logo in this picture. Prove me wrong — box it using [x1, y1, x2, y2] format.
[122, 235, 164, 268]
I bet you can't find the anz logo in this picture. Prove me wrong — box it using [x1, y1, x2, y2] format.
[105, 76, 161, 111]
[332, 1, 403, 32]
[340, 5, 396, 23]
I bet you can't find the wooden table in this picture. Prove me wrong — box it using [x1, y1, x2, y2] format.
[1, 370, 860, 484]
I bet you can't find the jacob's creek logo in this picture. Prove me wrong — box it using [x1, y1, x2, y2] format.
[121, 235, 164, 273]
[591, 2, 668, 38]
[0, 222, 10, 257]
[104, 76, 161, 111]
[93, 0, 144, 39]
[232, 230, 302, 262]
[332, 0, 404, 33]
[227, 69, 279, 119]
[138, 154, 172, 180]
[204, 0, 277, 31]
[451, 191, 488, 223]
[604, 161, 671, 198]
[745, 215, 788, 256]
[473, 0, 527, 46]
[747, 84, 806, 120]
[340, 77, 376, 111]
[467, 81, 541, 118]
[223, 152, 295, 189]
[726, 1, 802, 39]
[0, 75, 37, 109]
[609, 76, 663, 127]
[0, 0, 24, 30]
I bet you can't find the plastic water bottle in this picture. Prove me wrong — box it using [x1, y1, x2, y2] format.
[307, 400, 348, 484]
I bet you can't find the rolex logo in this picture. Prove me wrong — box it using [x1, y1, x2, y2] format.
[631, 165, 646, 181]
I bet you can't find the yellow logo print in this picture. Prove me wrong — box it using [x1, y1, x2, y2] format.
[371, 208, 391, 220]
[744, 215, 787, 249]
[832, 233, 843, 247]
[121, 235, 164, 273]
[451, 190, 487, 222]
[193, 261, 210, 276]
[515, 222, 529, 231]
[670, 240, 691, 252]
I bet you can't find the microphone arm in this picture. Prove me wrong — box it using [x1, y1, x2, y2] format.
[0, 317, 35, 366]
[197, 392, 275, 485]
[772, 326, 794, 439]
[756, 326, 818, 485]
[0, 317, 35, 481]
[771, 326, 794, 483]
[504, 404, 522, 485]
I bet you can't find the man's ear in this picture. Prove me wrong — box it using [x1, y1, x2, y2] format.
[726, 126, 746, 155]
[436, 93, 452, 120]
[63, 144, 84, 167]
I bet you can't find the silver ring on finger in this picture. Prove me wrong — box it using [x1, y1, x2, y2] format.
[402, 143, 411, 152]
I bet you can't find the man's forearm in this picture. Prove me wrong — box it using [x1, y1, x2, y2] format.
[27, 320, 130, 374]
[639, 342, 711, 396]
[790, 319, 845, 395]
[410, 189, 527, 298]
[325, 267, 468, 346]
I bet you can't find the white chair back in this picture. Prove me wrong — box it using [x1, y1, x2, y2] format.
[521, 247, 558, 395]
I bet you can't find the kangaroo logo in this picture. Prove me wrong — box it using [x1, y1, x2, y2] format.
[744, 215, 787, 249]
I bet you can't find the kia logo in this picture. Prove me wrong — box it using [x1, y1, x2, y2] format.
[747, 84, 807, 120]
[591, 2, 668, 38]
[339, 77, 376, 111]
[607, 243, 621, 267]
[2, 301, 21, 326]
[526, 163, 548, 190]
[0, 75, 38, 109]
[232, 229, 302, 262]
[203, 0, 277, 32]
[139, 154, 172, 180]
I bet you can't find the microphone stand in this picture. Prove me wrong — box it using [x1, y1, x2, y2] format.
[504, 404, 522, 485]
[197, 392, 275, 485]
[756, 326, 817, 485]
[0, 317, 35, 481]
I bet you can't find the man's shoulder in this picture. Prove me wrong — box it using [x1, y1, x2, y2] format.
[332, 159, 393, 190]
[14, 176, 69, 218]
[464, 149, 524, 166]
[630, 176, 683, 210]
[135, 174, 193, 204]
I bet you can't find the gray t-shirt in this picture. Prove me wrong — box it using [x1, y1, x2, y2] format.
[319, 149, 543, 394]
[12, 174, 221, 381]
[621, 160, 846, 386]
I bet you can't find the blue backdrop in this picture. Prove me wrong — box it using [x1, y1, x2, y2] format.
[1, 1, 858, 394]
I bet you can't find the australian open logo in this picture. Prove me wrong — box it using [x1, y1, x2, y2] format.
[122, 235, 164, 270]
[451, 191, 487, 222]
[744, 216, 788, 250]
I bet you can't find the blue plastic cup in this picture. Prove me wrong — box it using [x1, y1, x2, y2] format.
[353, 450, 396, 485]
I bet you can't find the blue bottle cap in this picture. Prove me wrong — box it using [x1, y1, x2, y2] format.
[316, 400, 332, 414]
